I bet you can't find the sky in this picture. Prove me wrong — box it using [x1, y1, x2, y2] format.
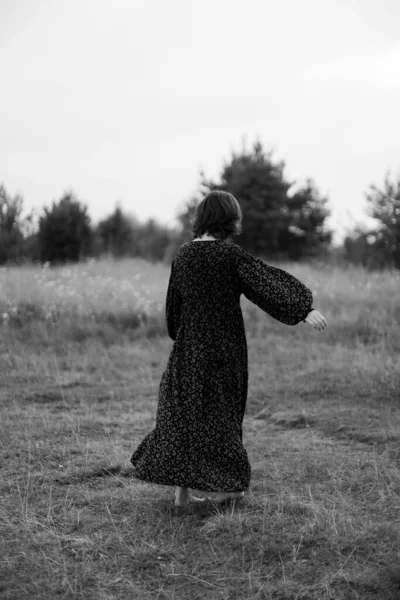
[1, 0, 400, 240]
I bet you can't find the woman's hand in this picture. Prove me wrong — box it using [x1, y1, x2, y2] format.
[305, 309, 328, 331]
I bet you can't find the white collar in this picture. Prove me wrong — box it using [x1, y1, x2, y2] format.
[192, 233, 217, 241]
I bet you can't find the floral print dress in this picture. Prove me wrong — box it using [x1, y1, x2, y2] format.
[130, 239, 313, 492]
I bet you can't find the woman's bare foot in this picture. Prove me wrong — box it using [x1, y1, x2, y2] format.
[175, 488, 245, 507]
[190, 491, 245, 505]
[213, 491, 245, 503]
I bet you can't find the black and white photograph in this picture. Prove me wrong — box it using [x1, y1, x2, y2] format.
[1, 1, 399, 598]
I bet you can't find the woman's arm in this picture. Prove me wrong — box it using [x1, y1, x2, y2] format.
[235, 245, 328, 330]
[236, 246, 313, 326]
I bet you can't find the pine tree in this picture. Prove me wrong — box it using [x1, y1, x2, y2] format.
[178, 140, 331, 259]
[96, 205, 135, 257]
[0, 184, 24, 264]
[365, 172, 400, 268]
[38, 192, 92, 263]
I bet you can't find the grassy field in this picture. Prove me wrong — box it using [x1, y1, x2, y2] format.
[0, 257, 399, 600]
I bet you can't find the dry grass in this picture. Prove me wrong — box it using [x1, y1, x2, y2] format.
[0, 258, 399, 599]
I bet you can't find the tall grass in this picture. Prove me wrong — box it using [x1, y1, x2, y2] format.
[1, 257, 398, 341]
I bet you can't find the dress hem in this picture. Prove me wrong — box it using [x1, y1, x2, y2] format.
[130, 470, 249, 493]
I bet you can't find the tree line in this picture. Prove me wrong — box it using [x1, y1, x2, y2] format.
[1, 140, 399, 268]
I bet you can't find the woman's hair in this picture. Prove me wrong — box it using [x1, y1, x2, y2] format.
[192, 191, 242, 240]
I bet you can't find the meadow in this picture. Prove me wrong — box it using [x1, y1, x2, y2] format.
[0, 257, 399, 600]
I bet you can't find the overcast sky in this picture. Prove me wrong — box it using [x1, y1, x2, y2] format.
[1, 0, 400, 239]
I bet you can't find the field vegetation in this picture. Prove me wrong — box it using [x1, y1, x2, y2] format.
[0, 258, 399, 599]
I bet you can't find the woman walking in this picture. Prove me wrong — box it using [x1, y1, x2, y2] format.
[130, 191, 328, 507]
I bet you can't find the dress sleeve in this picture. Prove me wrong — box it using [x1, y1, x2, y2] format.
[237, 248, 313, 326]
[165, 260, 182, 341]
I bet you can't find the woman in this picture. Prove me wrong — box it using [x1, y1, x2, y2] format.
[130, 191, 328, 507]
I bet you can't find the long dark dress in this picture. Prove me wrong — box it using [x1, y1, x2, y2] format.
[130, 239, 313, 492]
